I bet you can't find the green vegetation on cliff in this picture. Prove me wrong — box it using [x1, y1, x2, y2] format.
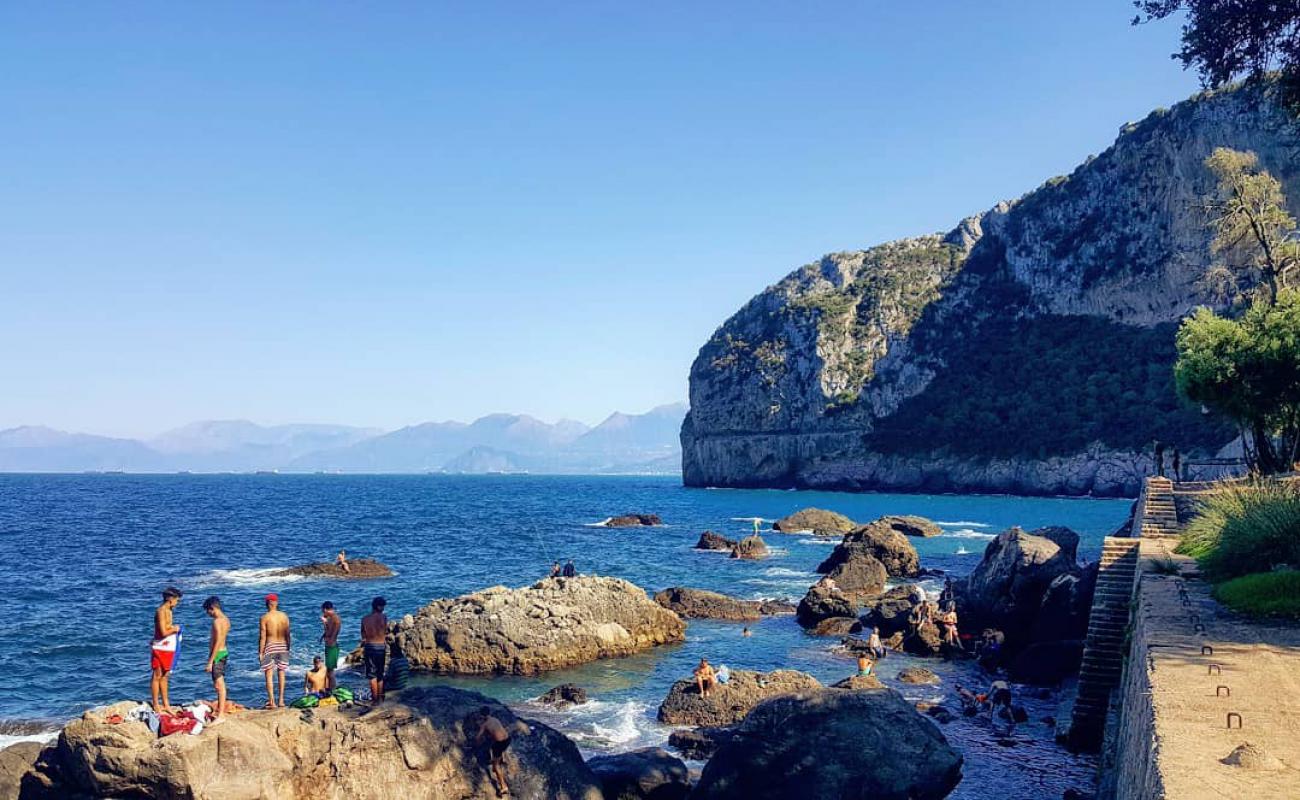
[1179, 480, 1300, 580]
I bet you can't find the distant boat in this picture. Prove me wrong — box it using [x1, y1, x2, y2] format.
[103, 470, 125, 475]
[254, 470, 279, 475]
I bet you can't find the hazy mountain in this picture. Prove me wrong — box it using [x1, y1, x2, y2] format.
[0, 405, 683, 474]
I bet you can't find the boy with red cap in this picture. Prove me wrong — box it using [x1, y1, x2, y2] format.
[258, 593, 292, 708]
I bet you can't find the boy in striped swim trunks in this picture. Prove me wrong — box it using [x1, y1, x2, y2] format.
[258, 593, 292, 708]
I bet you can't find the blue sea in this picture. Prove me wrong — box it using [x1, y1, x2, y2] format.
[0, 474, 1128, 798]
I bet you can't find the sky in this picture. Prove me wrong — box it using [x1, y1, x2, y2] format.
[0, 2, 1201, 438]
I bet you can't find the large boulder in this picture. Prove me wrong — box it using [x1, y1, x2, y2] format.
[901, 619, 944, 657]
[729, 535, 768, 560]
[604, 514, 662, 527]
[38, 687, 603, 800]
[884, 515, 944, 538]
[860, 584, 928, 637]
[690, 689, 963, 800]
[666, 727, 741, 761]
[810, 616, 859, 636]
[796, 583, 858, 628]
[1032, 561, 1098, 643]
[538, 684, 589, 707]
[820, 554, 888, 600]
[817, 518, 921, 578]
[392, 576, 686, 675]
[695, 531, 736, 551]
[586, 748, 690, 800]
[0, 742, 43, 800]
[956, 527, 1083, 648]
[657, 669, 822, 727]
[280, 557, 394, 579]
[772, 508, 855, 536]
[653, 588, 792, 621]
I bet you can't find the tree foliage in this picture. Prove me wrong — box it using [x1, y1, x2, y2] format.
[1134, 1, 1300, 106]
[1175, 291, 1300, 472]
[1202, 147, 1300, 304]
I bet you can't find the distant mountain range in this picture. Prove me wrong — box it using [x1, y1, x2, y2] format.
[0, 404, 687, 475]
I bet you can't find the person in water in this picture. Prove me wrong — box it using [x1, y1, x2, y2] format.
[561, 559, 576, 578]
[742, 627, 752, 637]
[258, 593, 292, 708]
[320, 601, 341, 691]
[385, 640, 410, 693]
[474, 706, 512, 797]
[856, 653, 874, 677]
[694, 658, 717, 698]
[150, 586, 183, 714]
[361, 596, 389, 703]
[202, 596, 230, 723]
[548, 562, 561, 578]
[305, 655, 329, 696]
[336, 550, 350, 574]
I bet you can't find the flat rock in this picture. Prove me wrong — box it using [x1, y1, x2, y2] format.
[280, 558, 394, 579]
[772, 508, 855, 536]
[657, 669, 822, 727]
[586, 747, 690, 800]
[604, 514, 662, 527]
[653, 587, 792, 621]
[830, 674, 885, 690]
[694, 531, 736, 551]
[690, 689, 963, 800]
[36, 687, 603, 800]
[897, 667, 941, 685]
[393, 576, 685, 675]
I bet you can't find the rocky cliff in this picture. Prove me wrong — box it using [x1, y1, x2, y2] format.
[683, 83, 1300, 496]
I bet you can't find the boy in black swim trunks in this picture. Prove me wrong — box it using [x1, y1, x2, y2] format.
[360, 596, 388, 702]
[202, 596, 230, 723]
[474, 706, 511, 797]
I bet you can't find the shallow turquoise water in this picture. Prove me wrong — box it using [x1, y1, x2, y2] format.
[0, 474, 1128, 797]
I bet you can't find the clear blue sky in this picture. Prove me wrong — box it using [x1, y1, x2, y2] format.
[0, 2, 1198, 438]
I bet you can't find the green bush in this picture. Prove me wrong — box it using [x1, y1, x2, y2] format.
[1213, 571, 1300, 618]
[1178, 481, 1300, 579]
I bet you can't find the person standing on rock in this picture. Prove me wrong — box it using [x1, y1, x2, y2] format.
[562, 559, 576, 578]
[202, 596, 230, 723]
[361, 596, 389, 703]
[150, 586, 183, 714]
[474, 707, 512, 797]
[320, 601, 341, 691]
[867, 626, 885, 660]
[258, 593, 292, 709]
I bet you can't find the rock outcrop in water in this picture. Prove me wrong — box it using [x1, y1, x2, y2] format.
[279, 558, 393, 579]
[391, 576, 685, 675]
[816, 517, 922, 579]
[771, 507, 855, 535]
[656, 669, 822, 727]
[694, 530, 736, 551]
[690, 689, 963, 800]
[680, 85, 1300, 496]
[728, 534, 768, 560]
[603, 514, 662, 528]
[653, 587, 793, 620]
[795, 582, 857, 629]
[21, 687, 602, 799]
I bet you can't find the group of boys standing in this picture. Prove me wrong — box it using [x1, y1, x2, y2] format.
[149, 587, 394, 721]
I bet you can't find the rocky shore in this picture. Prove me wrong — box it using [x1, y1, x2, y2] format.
[389, 576, 686, 675]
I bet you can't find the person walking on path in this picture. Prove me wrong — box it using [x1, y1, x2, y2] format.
[320, 601, 341, 691]
[361, 596, 389, 703]
[1154, 441, 1166, 477]
[258, 593, 292, 708]
[150, 587, 183, 714]
[203, 596, 230, 723]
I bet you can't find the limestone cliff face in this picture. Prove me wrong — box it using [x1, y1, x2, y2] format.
[683, 84, 1300, 497]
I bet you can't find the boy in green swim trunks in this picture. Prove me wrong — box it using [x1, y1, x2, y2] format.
[320, 601, 341, 691]
[203, 596, 230, 722]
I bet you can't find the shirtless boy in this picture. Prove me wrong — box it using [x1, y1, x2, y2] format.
[320, 601, 341, 691]
[150, 587, 183, 713]
[360, 596, 388, 703]
[202, 596, 231, 722]
[694, 658, 717, 698]
[258, 593, 292, 708]
[305, 656, 328, 695]
[474, 707, 512, 797]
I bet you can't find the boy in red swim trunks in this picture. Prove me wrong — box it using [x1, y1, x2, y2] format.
[150, 587, 183, 713]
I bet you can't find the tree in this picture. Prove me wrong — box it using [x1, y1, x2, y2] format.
[1202, 147, 1300, 305]
[1134, 1, 1300, 106]
[1175, 291, 1300, 473]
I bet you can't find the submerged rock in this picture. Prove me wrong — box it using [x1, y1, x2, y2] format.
[604, 514, 663, 527]
[586, 748, 690, 800]
[690, 689, 963, 800]
[898, 666, 941, 685]
[772, 508, 855, 536]
[729, 534, 768, 560]
[280, 557, 394, 579]
[694, 530, 736, 551]
[33, 687, 603, 799]
[653, 587, 792, 621]
[817, 517, 922, 578]
[657, 669, 822, 727]
[538, 684, 589, 707]
[392, 576, 685, 675]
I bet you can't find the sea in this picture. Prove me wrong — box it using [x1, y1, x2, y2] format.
[0, 473, 1129, 798]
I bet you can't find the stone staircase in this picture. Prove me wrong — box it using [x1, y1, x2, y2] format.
[1067, 536, 1141, 750]
[1138, 476, 1181, 539]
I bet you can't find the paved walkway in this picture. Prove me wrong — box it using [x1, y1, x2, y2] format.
[1140, 539, 1300, 799]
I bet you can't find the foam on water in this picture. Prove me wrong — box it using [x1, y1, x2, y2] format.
[796, 538, 838, 546]
[761, 567, 813, 577]
[956, 546, 972, 555]
[0, 731, 57, 751]
[582, 518, 613, 527]
[946, 529, 997, 540]
[935, 521, 991, 527]
[523, 699, 665, 754]
[191, 567, 307, 587]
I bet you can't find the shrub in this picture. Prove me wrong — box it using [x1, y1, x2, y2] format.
[1213, 571, 1300, 618]
[1178, 481, 1300, 579]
